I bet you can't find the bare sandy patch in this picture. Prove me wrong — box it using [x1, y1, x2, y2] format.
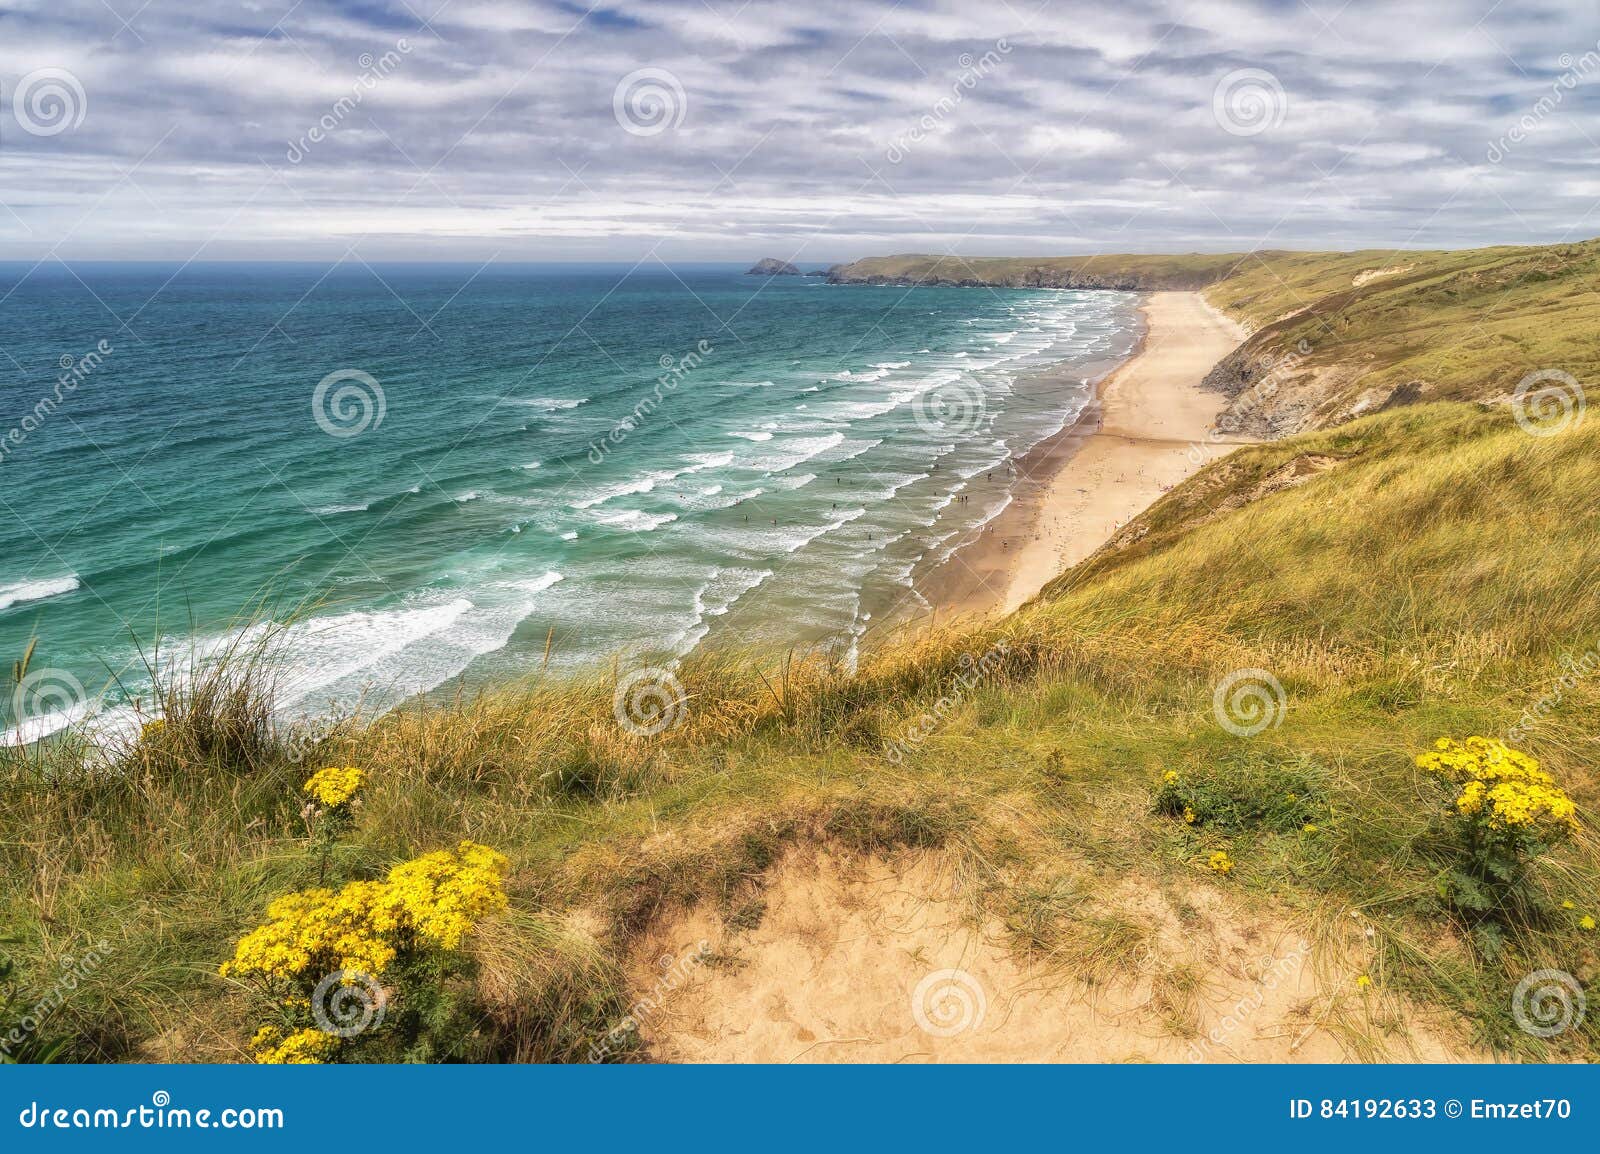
[632, 848, 1483, 1063]
[1353, 264, 1414, 287]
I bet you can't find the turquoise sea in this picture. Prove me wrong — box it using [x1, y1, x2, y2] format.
[0, 263, 1140, 742]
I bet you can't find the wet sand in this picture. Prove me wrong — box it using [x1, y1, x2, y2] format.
[916, 291, 1248, 621]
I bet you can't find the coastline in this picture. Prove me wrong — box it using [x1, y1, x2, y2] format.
[917, 291, 1248, 620]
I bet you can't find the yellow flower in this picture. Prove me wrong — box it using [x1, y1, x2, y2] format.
[378, 840, 510, 950]
[1301, 823, 1318, 833]
[1417, 737, 1579, 837]
[251, 1026, 339, 1064]
[1183, 806, 1197, 824]
[1581, 916, 1596, 932]
[1561, 900, 1575, 910]
[1355, 974, 1372, 989]
[221, 842, 509, 984]
[1207, 850, 1233, 875]
[1285, 792, 1298, 803]
[140, 718, 166, 743]
[303, 766, 365, 809]
[1162, 770, 1179, 785]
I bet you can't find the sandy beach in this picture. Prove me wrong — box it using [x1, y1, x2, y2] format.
[920, 291, 1248, 618]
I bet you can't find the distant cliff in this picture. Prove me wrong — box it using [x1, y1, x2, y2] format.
[826, 253, 1261, 290]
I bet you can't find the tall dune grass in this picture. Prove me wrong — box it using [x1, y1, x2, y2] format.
[3, 402, 1597, 1062]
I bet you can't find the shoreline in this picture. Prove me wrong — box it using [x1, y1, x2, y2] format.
[916, 291, 1248, 621]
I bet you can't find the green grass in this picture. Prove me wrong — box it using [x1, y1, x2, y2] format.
[1207, 240, 1600, 419]
[831, 251, 1263, 289]
[5, 402, 1596, 1063]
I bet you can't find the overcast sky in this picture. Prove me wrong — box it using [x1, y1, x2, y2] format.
[1, 0, 1597, 262]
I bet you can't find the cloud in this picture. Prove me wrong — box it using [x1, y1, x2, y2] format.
[0, 0, 1595, 260]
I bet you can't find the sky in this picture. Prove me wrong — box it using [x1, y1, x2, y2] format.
[0, 0, 1597, 262]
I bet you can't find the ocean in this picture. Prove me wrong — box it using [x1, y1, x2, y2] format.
[0, 262, 1140, 742]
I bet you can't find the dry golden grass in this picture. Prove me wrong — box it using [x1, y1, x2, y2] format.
[3, 402, 1598, 1062]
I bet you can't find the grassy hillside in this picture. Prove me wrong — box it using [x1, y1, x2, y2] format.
[828, 252, 1263, 290]
[1201, 238, 1600, 435]
[5, 402, 1597, 1062]
[836, 239, 1600, 437]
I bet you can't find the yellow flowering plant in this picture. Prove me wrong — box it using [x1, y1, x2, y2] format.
[301, 766, 368, 882]
[220, 840, 510, 1063]
[249, 1025, 340, 1064]
[1416, 737, 1581, 929]
[303, 766, 365, 809]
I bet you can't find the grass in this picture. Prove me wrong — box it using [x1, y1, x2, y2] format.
[1206, 239, 1600, 426]
[4, 401, 1596, 1063]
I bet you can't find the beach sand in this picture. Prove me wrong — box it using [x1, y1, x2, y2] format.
[918, 291, 1248, 619]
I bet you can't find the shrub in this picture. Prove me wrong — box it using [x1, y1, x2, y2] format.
[1153, 754, 1325, 833]
[1415, 737, 1579, 928]
[220, 840, 510, 1063]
